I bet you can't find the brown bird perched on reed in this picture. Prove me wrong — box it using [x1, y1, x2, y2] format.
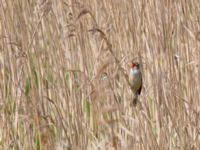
[129, 62, 142, 106]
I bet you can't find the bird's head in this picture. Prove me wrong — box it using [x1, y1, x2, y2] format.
[131, 62, 140, 70]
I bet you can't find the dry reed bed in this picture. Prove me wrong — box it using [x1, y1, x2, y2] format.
[0, 0, 200, 149]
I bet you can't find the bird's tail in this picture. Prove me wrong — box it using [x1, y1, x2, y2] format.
[132, 94, 138, 106]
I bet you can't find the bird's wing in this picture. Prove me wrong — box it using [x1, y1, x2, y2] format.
[137, 77, 142, 95]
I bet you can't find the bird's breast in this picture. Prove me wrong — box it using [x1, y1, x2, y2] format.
[129, 69, 142, 91]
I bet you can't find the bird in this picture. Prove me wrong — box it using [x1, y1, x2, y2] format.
[129, 62, 142, 106]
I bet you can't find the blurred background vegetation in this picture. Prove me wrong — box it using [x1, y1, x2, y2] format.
[0, 0, 200, 149]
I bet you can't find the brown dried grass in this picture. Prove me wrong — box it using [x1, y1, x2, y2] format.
[0, 0, 200, 149]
